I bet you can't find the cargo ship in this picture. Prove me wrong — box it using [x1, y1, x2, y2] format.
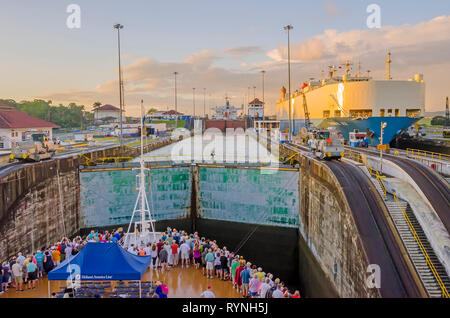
[276, 53, 425, 145]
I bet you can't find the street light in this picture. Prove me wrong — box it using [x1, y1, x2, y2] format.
[261, 70, 266, 104]
[380, 122, 387, 173]
[253, 86, 256, 99]
[114, 23, 124, 145]
[193, 88, 196, 117]
[203, 88, 206, 117]
[284, 24, 293, 142]
[174, 71, 178, 128]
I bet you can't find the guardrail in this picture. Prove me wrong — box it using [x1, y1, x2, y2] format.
[406, 148, 450, 162]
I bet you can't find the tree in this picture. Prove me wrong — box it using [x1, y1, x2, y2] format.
[147, 108, 158, 115]
[92, 101, 102, 109]
[431, 116, 445, 126]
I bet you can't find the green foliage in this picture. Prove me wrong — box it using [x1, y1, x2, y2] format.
[147, 108, 158, 115]
[0, 98, 93, 128]
[431, 116, 446, 126]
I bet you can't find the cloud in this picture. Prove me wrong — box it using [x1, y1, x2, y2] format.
[268, 15, 450, 63]
[39, 17, 450, 114]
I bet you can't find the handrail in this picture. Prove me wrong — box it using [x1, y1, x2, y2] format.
[406, 148, 450, 162]
[345, 148, 449, 297]
[392, 191, 450, 298]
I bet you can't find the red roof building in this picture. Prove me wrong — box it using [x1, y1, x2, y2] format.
[94, 104, 121, 121]
[249, 98, 265, 105]
[0, 104, 60, 149]
[0, 104, 60, 129]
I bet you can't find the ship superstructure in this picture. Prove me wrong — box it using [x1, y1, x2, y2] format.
[276, 53, 425, 145]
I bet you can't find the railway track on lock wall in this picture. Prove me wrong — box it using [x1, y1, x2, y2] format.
[348, 146, 450, 234]
[286, 142, 423, 297]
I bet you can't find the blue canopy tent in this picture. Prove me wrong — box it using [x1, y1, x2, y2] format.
[48, 242, 151, 297]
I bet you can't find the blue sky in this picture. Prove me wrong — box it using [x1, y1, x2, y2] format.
[0, 0, 449, 114]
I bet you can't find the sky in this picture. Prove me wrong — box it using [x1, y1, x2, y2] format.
[0, 0, 449, 116]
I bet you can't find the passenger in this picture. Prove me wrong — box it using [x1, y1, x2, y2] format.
[249, 274, 259, 298]
[240, 262, 251, 297]
[155, 281, 168, 298]
[26, 259, 37, 290]
[2, 262, 10, 292]
[230, 256, 239, 288]
[11, 260, 23, 292]
[159, 246, 169, 272]
[171, 240, 179, 267]
[272, 284, 284, 298]
[200, 285, 215, 298]
[150, 243, 158, 269]
[219, 252, 229, 280]
[234, 260, 245, 292]
[214, 252, 222, 278]
[193, 243, 202, 270]
[259, 278, 271, 298]
[205, 249, 215, 279]
[179, 240, 190, 268]
[292, 290, 301, 298]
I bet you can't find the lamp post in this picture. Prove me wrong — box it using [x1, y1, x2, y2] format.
[380, 122, 387, 173]
[174, 71, 178, 128]
[193, 88, 196, 117]
[203, 88, 206, 117]
[284, 24, 293, 142]
[114, 23, 124, 145]
[261, 70, 266, 104]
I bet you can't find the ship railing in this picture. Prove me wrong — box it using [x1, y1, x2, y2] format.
[406, 148, 450, 162]
[391, 190, 450, 298]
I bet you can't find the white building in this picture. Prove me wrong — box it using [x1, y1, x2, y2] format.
[94, 104, 121, 121]
[0, 104, 60, 149]
[248, 98, 264, 119]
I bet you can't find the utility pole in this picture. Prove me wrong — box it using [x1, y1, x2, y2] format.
[193, 88, 196, 117]
[284, 24, 293, 142]
[203, 88, 206, 117]
[380, 122, 387, 173]
[114, 23, 124, 145]
[253, 86, 256, 99]
[261, 70, 266, 103]
[174, 71, 178, 128]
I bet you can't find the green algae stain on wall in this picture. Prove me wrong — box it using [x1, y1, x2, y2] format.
[80, 167, 191, 228]
[198, 167, 299, 227]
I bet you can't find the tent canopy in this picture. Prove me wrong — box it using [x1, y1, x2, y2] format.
[48, 242, 150, 281]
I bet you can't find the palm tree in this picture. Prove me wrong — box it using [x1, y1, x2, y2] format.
[147, 108, 158, 115]
[92, 101, 102, 109]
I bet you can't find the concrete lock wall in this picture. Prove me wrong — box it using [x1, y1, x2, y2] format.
[0, 158, 80, 261]
[298, 157, 378, 298]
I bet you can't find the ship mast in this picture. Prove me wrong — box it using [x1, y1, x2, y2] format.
[385, 51, 392, 80]
[124, 99, 156, 247]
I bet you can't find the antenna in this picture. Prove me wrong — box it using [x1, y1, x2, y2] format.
[445, 96, 449, 128]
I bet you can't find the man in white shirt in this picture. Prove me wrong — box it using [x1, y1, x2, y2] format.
[17, 252, 25, 266]
[259, 278, 272, 298]
[272, 285, 284, 298]
[200, 286, 215, 298]
[179, 241, 190, 268]
[11, 260, 24, 292]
